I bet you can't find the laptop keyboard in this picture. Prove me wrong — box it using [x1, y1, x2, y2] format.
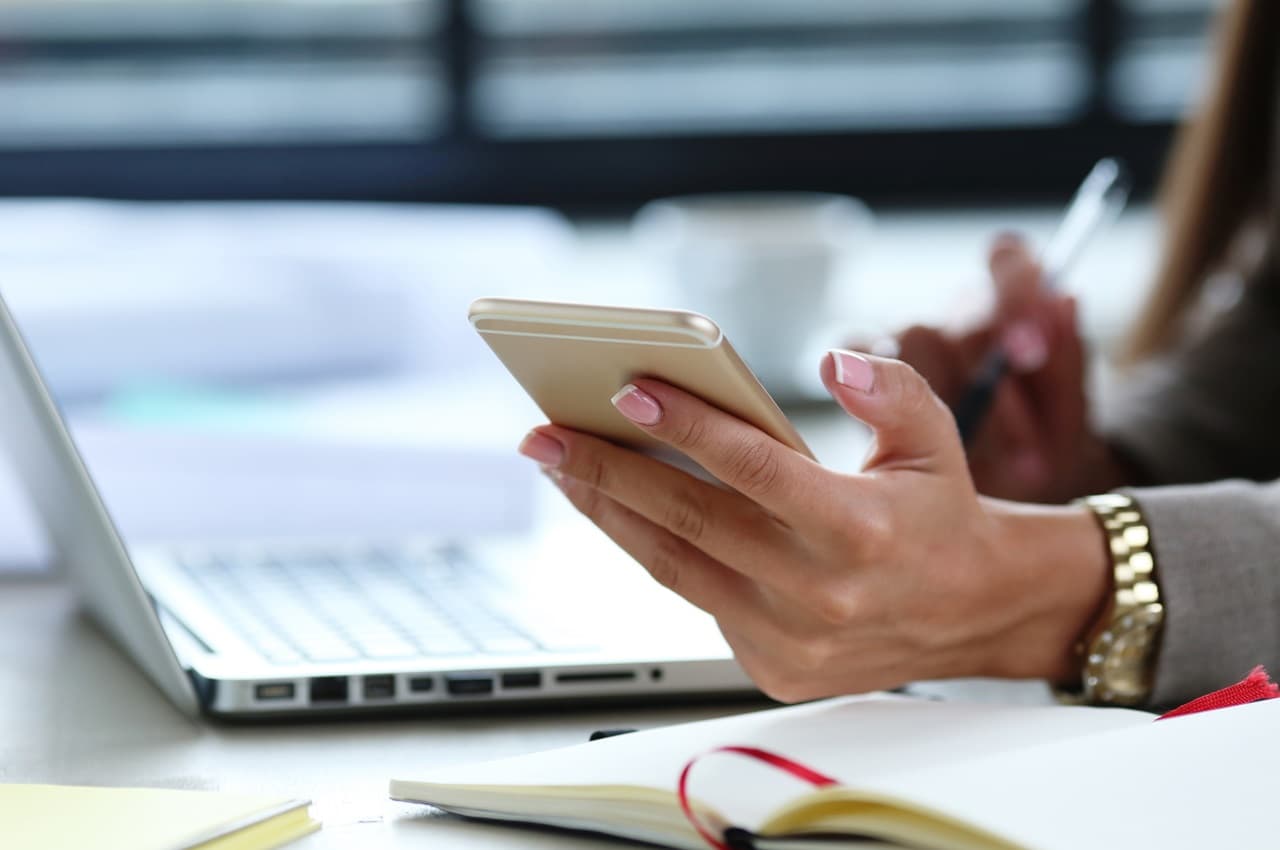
[175, 545, 594, 665]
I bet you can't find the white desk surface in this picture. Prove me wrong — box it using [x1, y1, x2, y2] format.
[0, 205, 1140, 848]
[0, 405, 1054, 850]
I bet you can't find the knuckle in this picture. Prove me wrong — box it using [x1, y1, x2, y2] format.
[665, 413, 710, 452]
[577, 452, 610, 491]
[884, 359, 952, 427]
[661, 490, 708, 544]
[789, 635, 836, 674]
[569, 480, 607, 523]
[820, 487, 893, 557]
[758, 671, 818, 705]
[810, 586, 860, 627]
[645, 536, 686, 594]
[891, 361, 933, 412]
[724, 439, 783, 497]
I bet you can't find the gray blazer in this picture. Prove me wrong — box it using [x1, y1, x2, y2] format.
[1106, 255, 1280, 707]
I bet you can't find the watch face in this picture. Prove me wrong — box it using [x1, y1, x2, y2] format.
[1096, 606, 1164, 703]
[1102, 625, 1158, 699]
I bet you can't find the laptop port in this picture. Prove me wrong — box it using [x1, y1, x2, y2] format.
[254, 682, 296, 701]
[408, 676, 435, 693]
[363, 675, 395, 700]
[555, 670, 637, 684]
[500, 671, 542, 690]
[309, 676, 349, 704]
[445, 674, 494, 697]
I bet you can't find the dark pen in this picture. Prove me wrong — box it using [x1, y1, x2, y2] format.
[953, 157, 1133, 444]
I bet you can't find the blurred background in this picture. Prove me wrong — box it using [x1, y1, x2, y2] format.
[0, 0, 1222, 571]
[0, 0, 1216, 204]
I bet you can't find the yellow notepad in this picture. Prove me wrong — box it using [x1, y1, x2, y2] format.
[3, 784, 319, 850]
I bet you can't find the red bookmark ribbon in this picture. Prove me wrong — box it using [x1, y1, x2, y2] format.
[677, 745, 839, 850]
[1157, 665, 1280, 720]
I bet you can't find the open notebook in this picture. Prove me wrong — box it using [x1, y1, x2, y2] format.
[4, 784, 318, 850]
[392, 693, 1278, 850]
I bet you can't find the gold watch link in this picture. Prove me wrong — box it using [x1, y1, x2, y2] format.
[1059, 493, 1165, 706]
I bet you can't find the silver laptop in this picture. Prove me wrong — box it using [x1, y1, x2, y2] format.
[0, 292, 754, 717]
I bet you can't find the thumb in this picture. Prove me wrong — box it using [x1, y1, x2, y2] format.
[822, 350, 967, 477]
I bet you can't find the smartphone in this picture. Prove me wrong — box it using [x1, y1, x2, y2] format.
[469, 297, 814, 460]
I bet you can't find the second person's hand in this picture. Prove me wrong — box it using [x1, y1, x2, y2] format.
[886, 233, 1111, 502]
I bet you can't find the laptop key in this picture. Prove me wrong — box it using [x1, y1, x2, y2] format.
[295, 638, 361, 663]
[412, 637, 478, 656]
[354, 637, 420, 659]
[476, 636, 539, 655]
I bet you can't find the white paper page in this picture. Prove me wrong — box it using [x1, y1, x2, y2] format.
[393, 695, 1153, 833]
[848, 697, 1280, 850]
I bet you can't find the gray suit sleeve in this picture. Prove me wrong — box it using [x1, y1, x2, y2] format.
[1102, 262, 1280, 707]
[1105, 265, 1280, 486]
[1123, 480, 1280, 708]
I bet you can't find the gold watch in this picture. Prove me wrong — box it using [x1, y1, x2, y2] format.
[1060, 493, 1165, 706]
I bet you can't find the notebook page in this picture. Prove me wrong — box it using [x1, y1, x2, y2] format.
[392, 694, 1152, 833]
[799, 697, 1280, 850]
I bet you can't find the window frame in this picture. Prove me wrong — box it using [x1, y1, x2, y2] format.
[0, 0, 1204, 209]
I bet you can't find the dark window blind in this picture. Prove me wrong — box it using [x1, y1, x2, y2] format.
[0, 0, 1222, 206]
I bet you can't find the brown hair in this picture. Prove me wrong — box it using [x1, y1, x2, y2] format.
[1124, 0, 1277, 362]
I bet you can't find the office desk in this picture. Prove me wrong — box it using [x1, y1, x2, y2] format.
[0, 207, 1129, 848]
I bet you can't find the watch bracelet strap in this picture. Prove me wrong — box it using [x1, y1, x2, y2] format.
[1055, 493, 1164, 706]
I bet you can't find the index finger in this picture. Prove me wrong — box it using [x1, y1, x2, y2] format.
[987, 232, 1046, 323]
[610, 378, 830, 518]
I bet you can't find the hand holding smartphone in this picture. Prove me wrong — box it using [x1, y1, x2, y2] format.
[469, 298, 813, 460]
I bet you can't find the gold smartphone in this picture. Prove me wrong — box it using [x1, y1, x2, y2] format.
[469, 297, 813, 459]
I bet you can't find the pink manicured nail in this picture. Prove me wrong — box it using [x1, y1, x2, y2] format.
[518, 431, 565, 467]
[828, 350, 875, 393]
[611, 384, 663, 426]
[1003, 320, 1048, 371]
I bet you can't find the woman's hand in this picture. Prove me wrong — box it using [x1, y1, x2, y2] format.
[518, 352, 1110, 702]
[885, 233, 1120, 502]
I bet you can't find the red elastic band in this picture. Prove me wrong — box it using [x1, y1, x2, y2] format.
[677, 745, 839, 850]
[1158, 665, 1280, 720]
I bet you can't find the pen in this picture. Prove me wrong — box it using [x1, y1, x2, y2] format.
[952, 157, 1132, 444]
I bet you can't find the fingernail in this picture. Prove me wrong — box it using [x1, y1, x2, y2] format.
[1002, 320, 1048, 372]
[828, 350, 875, 393]
[611, 384, 663, 426]
[518, 431, 565, 467]
[990, 230, 1025, 253]
[988, 234, 1029, 270]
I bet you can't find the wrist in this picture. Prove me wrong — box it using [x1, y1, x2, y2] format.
[976, 498, 1112, 682]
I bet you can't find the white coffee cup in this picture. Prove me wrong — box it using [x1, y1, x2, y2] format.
[633, 192, 870, 400]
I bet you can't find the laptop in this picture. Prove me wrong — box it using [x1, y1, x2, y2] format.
[0, 292, 755, 717]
